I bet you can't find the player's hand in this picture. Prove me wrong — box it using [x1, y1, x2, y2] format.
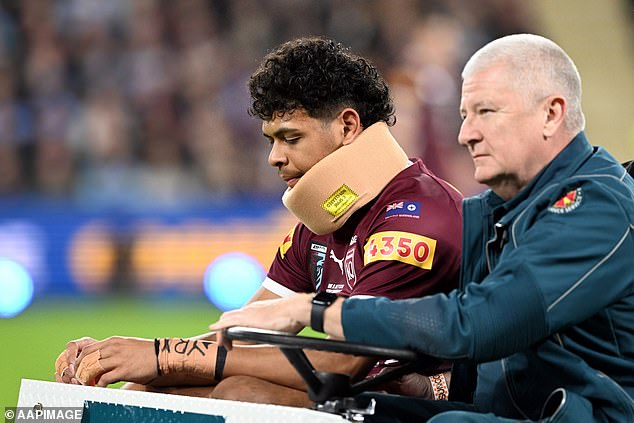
[376, 371, 434, 398]
[55, 337, 97, 384]
[209, 294, 311, 350]
[73, 336, 158, 387]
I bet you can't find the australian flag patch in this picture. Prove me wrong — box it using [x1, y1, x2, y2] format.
[385, 201, 421, 219]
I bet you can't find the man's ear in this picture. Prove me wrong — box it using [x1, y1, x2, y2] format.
[339, 108, 363, 145]
[543, 95, 566, 139]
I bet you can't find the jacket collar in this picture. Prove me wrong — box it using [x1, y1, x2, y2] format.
[486, 132, 593, 218]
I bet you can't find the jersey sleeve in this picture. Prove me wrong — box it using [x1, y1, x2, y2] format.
[265, 223, 315, 295]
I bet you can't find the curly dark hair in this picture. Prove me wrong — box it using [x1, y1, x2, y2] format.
[248, 37, 395, 128]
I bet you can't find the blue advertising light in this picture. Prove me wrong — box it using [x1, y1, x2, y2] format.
[0, 258, 35, 318]
[203, 252, 264, 311]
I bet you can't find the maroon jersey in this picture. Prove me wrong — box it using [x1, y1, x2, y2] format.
[264, 159, 462, 301]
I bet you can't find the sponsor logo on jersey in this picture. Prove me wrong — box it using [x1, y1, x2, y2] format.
[278, 226, 295, 259]
[329, 250, 344, 275]
[364, 231, 436, 270]
[309, 241, 327, 290]
[311, 243, 327, 253]
[344, 248, 357, 290]
[321, 184, 359, 218]
[349, 234, 358, 246]
[327, 283, 344, 293]
[548, 188, 583, 214]
[385, 201, 421, 219]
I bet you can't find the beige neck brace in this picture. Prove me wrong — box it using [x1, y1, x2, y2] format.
[282, 122, 409, 235]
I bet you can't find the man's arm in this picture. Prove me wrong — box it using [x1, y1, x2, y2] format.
[338, 181, 634, 361]
[210, 290, 455, 399]
[58, 290, 372, 390]
[55, 286, 284, 385]
[211, 294, 345, 347]
[209, 294, 358, 390]
[221, 343, 373, 390]
[152, 290, 368, 391]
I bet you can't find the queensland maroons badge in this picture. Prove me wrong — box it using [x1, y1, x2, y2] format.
[278, 226, 295, 259]
[548, 188, 583, 214]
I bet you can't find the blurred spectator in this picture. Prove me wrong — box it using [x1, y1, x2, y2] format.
[0, 0, 536, 206]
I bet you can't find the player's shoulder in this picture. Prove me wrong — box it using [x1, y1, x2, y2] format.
[369, 161, 462, 220]
[386, 159, 463, 202]
[347, 162, 462, 243]
[277, 221, 325, 256]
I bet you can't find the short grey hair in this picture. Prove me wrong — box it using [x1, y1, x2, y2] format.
[462, 34, 585, 133]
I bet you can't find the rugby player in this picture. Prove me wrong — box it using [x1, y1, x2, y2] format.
[55, 36, 463, 407]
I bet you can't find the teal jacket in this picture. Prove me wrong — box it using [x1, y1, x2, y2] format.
[343, 133, 634, 421]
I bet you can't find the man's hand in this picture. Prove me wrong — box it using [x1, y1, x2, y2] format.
[55, 337, 97, 385]
[55, 336, 158, 387]
[209, 294, 312, 350]
[73, 336, 158, 387]
[377, 372, 434, 398]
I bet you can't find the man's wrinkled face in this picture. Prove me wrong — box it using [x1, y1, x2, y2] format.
[458, 63, 548, 199]
[263, 109, 344, 188]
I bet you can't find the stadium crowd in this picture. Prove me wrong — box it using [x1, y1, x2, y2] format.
[0, 0, 533, 208]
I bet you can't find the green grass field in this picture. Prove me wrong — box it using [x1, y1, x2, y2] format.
[0, 296, 223, 407]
